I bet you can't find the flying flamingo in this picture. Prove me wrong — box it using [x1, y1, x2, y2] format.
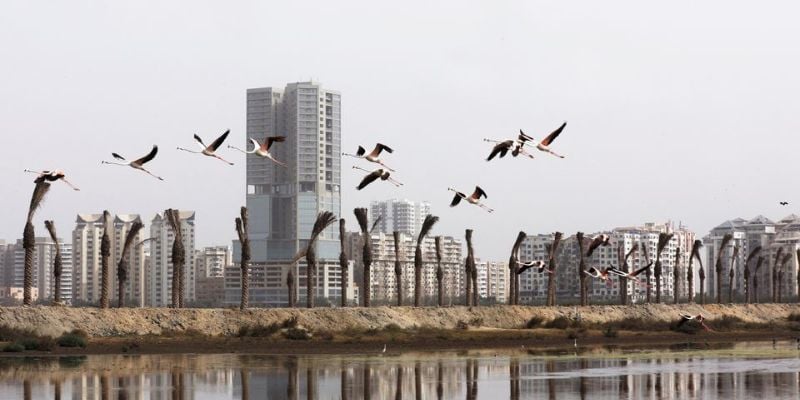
[177, 130, 234, 165]
[584, 266, 621, 287]
[519, 260, 549, 274]
[101, 145, 164, 180]
[342, 143, 395, 171]
[519, 122, 567, 158]
[677, 313, 714, 331]
[448, 186, 493, 213]
[23, 169, 80, 191]
[586, 234, 611, 257]
[352, 166, 403, 190]
[228, 135, 287, 167]
[612, 262, 653, 285]
[483, 133, 536, 161]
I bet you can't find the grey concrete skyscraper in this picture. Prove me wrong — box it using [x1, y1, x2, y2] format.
[233, 82, 350, 306]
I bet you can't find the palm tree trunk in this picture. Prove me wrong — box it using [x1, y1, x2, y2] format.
[22, 227, 34, 306]
[687, 255, 694, 304]
[465, 229, 474, 306]
[117, 260, 127, 308]
[339, 219, 348, 307]
[778, 270, 784, 302]
[393, 231, 402, 307]
[471, 258, 478, 307]
[576, 232, 587, 306]
[100, 213, 111, 309]
[673, 247, 681, 304]
[645, 267, 652, 303]
[235, 207, 250, 310]
[287, 268, 296, 307]
[508, 232, 526, 306]
[547, 232, 563, 306]
[699, 269, 705, 305]
[414, 247, 423, 307]
[618, 246, 627, 305]
[435, 236, 443, 307]
[307, 261, 316, 309]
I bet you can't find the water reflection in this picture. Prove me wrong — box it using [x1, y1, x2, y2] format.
[0, 343, 799, 399]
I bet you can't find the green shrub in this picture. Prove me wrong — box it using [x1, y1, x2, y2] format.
[788, 312, 800, 322]
[2, 343, 24, 352]
[18, 337, 54, 351]
[237, 323, 282, 337]
[57, 333, 87, 348]
[383, 323, 403, 333]
[526, 316, 545, 329]
[69, 329, 89, 339]
[0, 326, 37, 342]
[283, 328, 311, 341]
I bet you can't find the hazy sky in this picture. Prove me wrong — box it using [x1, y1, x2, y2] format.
[1, 1, 799, 259]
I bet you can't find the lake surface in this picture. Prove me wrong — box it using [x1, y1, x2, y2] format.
[1, 341, 800, 399]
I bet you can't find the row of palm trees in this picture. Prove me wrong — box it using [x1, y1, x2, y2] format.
[21, 182, 800, 308]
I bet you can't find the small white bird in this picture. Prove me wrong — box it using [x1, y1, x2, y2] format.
[448, 186, 493, 213]
[101, 145, 164, 180]
[343, 143, 395, 171]
[24, 169, 80, 191]
[177, 130, 234, 165]
[228, 135, 287, 167]
[519, 122, 567, 159]
[382, 344, 387, 353]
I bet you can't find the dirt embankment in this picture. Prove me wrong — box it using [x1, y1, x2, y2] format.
[0, 303, 797, 338]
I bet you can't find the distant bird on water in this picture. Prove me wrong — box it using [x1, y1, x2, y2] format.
[519, 122, 568, 158]
[448, 186, 494, 213]
[177, 130, 234, 165]
[342, 143, 395, 171]
[228, 135, 287, 167]
[780, 201, 789, 206]
[353, 166, 403, 190]
[101, 145, 164, 180]
[24, 169, 80, 191]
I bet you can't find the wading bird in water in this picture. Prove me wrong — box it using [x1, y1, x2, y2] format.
[228, 136, 287, 167]
[677, 313, 714, 332]
[448, 186, 493, 213]
[177, 130, 234, 165]
[342, 143, 395, 171]
[24, 169, 80, 191]
[352, 166, 403, 190]
[519, 122, 567, 158]
[101, 145, 164, 180]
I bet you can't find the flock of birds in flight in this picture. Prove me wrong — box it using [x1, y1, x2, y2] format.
[22, 122, 727, 330]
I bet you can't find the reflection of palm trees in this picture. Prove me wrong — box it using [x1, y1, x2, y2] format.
[117, 221, 143, 308]
[470, 358, 478, 400]
[240, 369, 249, 400]
[117, 377, 128, 400]
[415, 362, 422, 400]
[308, 365, 316, 400]
[23, 181, 50, 305]
[436, 361, 443, 400]
[234, 207, 249, 310]
[394, 364, 403, 400]
[508, 231, 526, 305]
[715, 234, 733, 304]
[415, 215, 438, 307]
[363, 364, 371, 400]
[341, 362, 349, 400]
[100, 210, 111, 309]
[287, 357, 298, 400]
[53, 379, 62, 400]
[23, 379, 31, 400]
[546, 232, 563, 306]
[576, 232, 588, 305]
[753, 256, 764, 304]
[687, 240, 702, 304]
[510, 358, 520, 400]
[744, 246, 762, 304]
[394, 231, 403, 306]
[339, 219, 349, 307]
[101, 374, 110, 400]
[653, 232, 673, 304]
[43, 221, 63, 305]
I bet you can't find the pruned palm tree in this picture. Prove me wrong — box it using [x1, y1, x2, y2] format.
[727, 245, 739, 303]
[393, 231, 403, 306]
[293, 211, 337, 308]
[234, 207, 250, 310]
[753, 256, 764, 303]
[673, 247, 681, 304]
[117, 221, 143, 308]
[779, 252, 792, 302]
[414, 215, 438, 307]
[743, 246, 761, 304]
[165, 209, 185, 308]
[287, 268, 296, 307]
[576, 232, 588, 306]
[641, 243, 652, 302]
[23, 181, 50, 306]
[653, 232, 673, 303]
[339, 219, 348, 307]
[772, 247, 784, 303]
[546, 232, 563, 306]
[465, 229, 478, 307]
[465, 229, 474, 306]
[715, 233, 733, 304]
[43, 220, 62, 305]
[435, 236, 444, 307]
[354, 208, 377, 307]
[687, 240, 702, 303]
[99, 210, 111, 309]
[621, 243, 638, 306]
[507, 231, 526, 305]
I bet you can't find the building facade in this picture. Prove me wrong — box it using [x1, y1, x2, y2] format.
[147, 211, 196, 307]
[196, 246, 231, 279]
[475, 260, 509, 304]
[369, 199, 431, 236]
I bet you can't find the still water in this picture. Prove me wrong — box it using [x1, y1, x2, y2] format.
[1, 342, 799, 399]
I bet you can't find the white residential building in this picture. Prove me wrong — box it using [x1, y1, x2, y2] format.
[148, 211, 196, 307]
[196, 246, 231, 279]
[476, 260, 509, 304]
[5, 237, 70, 304]
[72, 213, 145, 306]
[369, 199, 431, 236]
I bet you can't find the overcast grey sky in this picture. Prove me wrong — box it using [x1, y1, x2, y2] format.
[1, 1, 798, 259]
